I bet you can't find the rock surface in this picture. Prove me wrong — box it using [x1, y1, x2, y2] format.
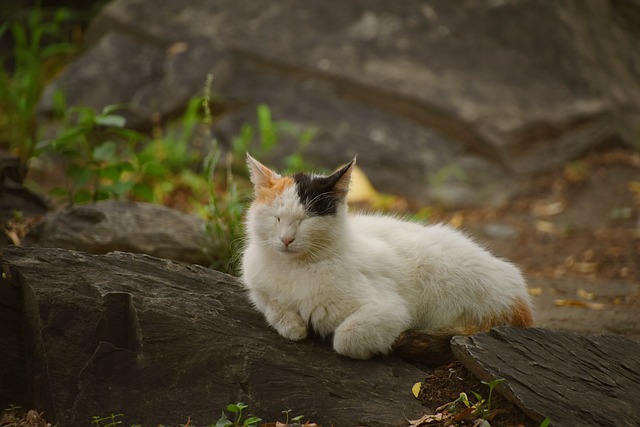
[452, 327, 640, 427]
[23, 200, 214, 265]
[0, 246, 426, 426]
[0, 150, 47, 223]
[38, 0, 640, 207]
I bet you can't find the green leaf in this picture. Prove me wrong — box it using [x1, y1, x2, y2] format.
[539, 417, 552, 427]
[92, 141, 117, 162]
[68, 164, 93, 187]
[41, 42, 73, 58]
[74, 189, 92, 204]
[143, 161, 168, 177]
[215, 411, 232, 427]
[99, 164, 122, 181]
[95, 114, 126, 128]
[226, 403, 243, 414]
[132, 183, 154, 202]
[257, 104, 276, 151]
[107, 180, 135, 197]
[49, 187, 68, 197]
[101, 104, 128, 115]
[243, 416, 262, 427]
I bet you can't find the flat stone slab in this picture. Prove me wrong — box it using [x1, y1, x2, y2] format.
[0, 246, 426, 426]
[451, 327, 640, 427]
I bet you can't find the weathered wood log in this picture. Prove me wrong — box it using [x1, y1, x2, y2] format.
[0, 246, 426, 426]
[451, 327, 640, 427]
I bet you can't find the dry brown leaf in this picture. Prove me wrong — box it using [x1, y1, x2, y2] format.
[572, 262, 598, 274]
[535, 220, 556, 234]
[555, 299, 604, 310]
[532, 201, 565, 217]
[577, 289, 595, 300]
[407, 412, 448, 426]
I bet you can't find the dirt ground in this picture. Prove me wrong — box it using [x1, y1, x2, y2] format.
[448, 149, 640, 341]
[410, 149, 640, 427]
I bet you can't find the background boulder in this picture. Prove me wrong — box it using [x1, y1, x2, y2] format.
[38, 0, 640, 207]
[23, 200, 214, 265]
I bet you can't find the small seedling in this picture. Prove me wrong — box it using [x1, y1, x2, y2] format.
[214, 403, 262, 427]
[480, 377, 505, 415]
[91, 413, 124, 427]
[281, 409, 305, 426]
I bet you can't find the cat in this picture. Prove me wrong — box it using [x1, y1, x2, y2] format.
[241, 154, 534, 364]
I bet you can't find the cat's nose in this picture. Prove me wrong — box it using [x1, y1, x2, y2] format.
[281, 236, 295, 247]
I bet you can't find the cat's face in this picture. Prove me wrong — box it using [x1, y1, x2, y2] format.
[246, 154, 354, 258]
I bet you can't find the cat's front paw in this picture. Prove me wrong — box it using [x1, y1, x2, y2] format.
[333, 327, 382, 360]
[274, 311, 308, 341]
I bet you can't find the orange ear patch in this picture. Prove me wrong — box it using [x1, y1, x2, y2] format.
[254, 176, 295, 205]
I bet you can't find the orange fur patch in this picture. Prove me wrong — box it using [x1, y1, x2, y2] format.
[507, 296, 534, 327]
[255, 176, 294, 205]
[461, 296, 534, 333]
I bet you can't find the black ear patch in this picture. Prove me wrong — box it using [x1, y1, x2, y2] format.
[292, 160, 354, 216]
[293, 173, 341, 216]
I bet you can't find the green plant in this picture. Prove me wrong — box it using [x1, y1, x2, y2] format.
[36, 104, 144, 206]
[91, 412, 124, 427]
[428, 163, 466, 187]
[282, 409, 305, 426]
[214, 403, 262, 427]
[230, 103, 316, 174]
[477, 378, 505, 417]
[0, 2, 76, 159]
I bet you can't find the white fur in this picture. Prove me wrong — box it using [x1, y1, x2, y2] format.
[241, 173, 532, 360]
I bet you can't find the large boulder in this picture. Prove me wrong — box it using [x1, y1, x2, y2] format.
[0, 246, 426, 426]
[38, 0, 640, 207]
[23, 200, 215, 265]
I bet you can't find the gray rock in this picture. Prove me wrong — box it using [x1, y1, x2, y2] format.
[37, 0, 640, 207]
[0, 151, 48, 224]
[480, 223, 520, 241]
[24, 200, 214, 265]
[452, 327, 640, 427]
[0, 246, 426, 426]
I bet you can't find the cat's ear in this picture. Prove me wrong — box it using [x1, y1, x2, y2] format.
[246, 153, 281, 189]
[329, 156, 356, 198]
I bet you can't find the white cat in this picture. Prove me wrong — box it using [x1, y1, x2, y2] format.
[241, 154, 533, 363]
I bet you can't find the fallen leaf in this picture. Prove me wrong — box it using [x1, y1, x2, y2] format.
[528, 287, 543, 296]
[348, 166, 381, 204]
[449, 212, 464, 228]
[555, 299, 604, 309]
[577, 289, 595, 300]
[535, 220, 556, 234]
[411, 382, 422, 399]
[572, 262, 598, 274]
[407, 412, 448, 426]
[532, 201, 565, 217]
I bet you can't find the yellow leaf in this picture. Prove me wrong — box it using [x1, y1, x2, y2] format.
[577, 289, 595, 300]
[449, 213, 464, 228]
[535, 220, 556, 234]
[555, 299, 604, 310]
[411, 382, 422, 398]
[348, 166, 380, 204]
[572, 262, 598, 274]
[528, 287, 543, 296]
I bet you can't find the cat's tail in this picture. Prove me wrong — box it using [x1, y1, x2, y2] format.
[393, 296, 534, 366]
[391, 327, 476, 366]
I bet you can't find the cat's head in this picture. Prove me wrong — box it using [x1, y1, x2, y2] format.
[245, 154, 355, 257]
